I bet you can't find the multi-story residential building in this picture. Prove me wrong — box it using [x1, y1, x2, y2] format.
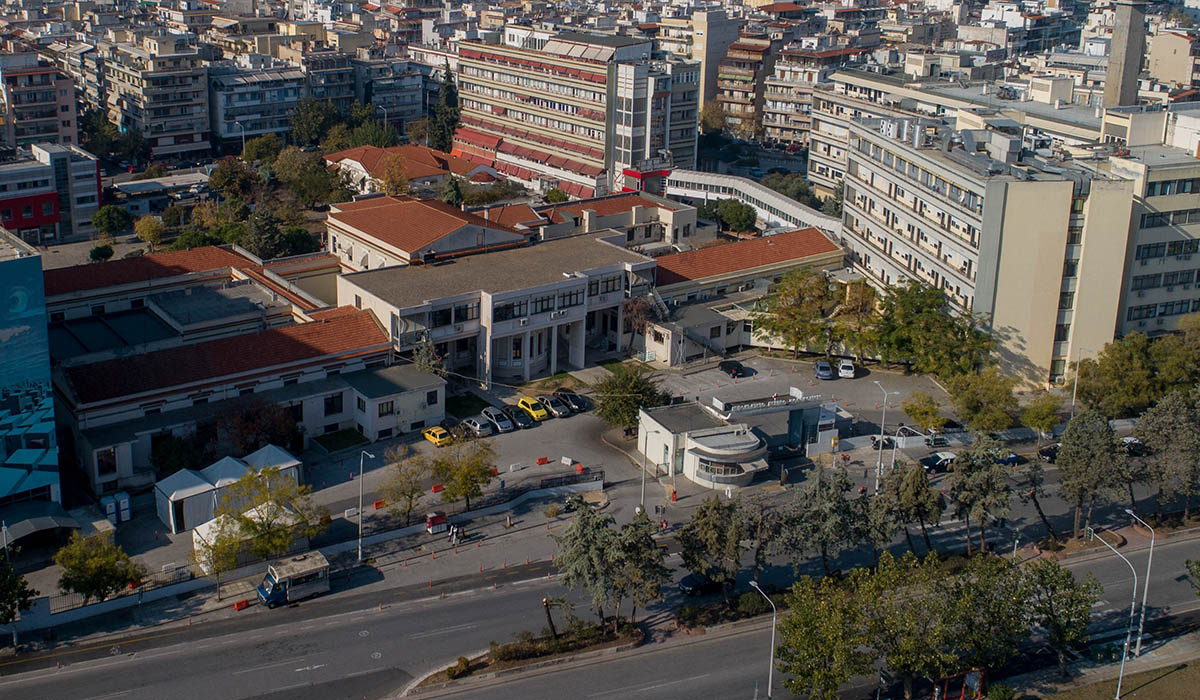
[454, 32, 698, 198]
[351, 49, 423, 133]
[839, 116, 1133, 384]
[656, 9, 743, 110]
[103, 35, 211, 159]
[0, 54, 77, 151]
[208, 59, 306, 151]
[959, 1, 1081, 56]
[716, 33, 779, 139]
[762, 46, 865, 147]
[0, 229, 62, 547]
[0, 143, 99, 244]
[1147, 30, 1200, 90]
[294, 49, 355, 112]
[808, 87, 923, 197]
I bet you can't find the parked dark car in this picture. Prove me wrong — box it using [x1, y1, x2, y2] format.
[718, 360, 746, 378]
[1037, 443, 1060, 462]
[554, 387, 588, 413]
[502, 405, 535, 429]
[1121, 436, 1147, 456]
[925, 435, 949, 448]
[996, 451, 1021, 466]
[678, 572, 733, 596]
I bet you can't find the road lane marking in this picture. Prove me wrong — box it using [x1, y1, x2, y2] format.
[294, 664, 326, 673]
[234, 657, 309, 675]
[587, 673, 711, 697]
[411, 623, 476, 639]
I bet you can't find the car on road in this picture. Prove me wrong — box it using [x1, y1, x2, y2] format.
[517, 396, 549, 421]
[459, 416, 494, 438]
[1121, 436, 1146, 456]
[1038, 443, 1060, 462]
[678, 572, 733, 596]
[554, 387, 588, 413]
[503, 405, 535, 429]
[838, 359, 856, 379]
[481, 407, 515, 433]
[925, 434, 949, 448]
[422, 426, 453, 447]
[922, 452, 957, 473]
[814, 360, 835, 380]
[717, 360, 746, 378]
[539, 394, 572, 418]
[996, 451, 1021, 466]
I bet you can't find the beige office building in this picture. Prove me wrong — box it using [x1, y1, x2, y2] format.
[103, 35, 210, 158]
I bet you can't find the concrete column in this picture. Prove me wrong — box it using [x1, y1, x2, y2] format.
[482, 331, 493, 390]
[569, 320, 586, 369]
[521, 331, 531, 383]
[550, 324, 559, 375]
[615, 305, 625, 352]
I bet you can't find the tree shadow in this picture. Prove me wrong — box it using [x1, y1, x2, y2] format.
[1124, 662, 1188, 695]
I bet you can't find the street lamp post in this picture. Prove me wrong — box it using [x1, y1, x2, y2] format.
[1088, 527, 1138, 699]
[235, 121, 246, 152]
[1069, 344, 1093, 418]
[873, 380, 899, 491]
[749, 581, 776, 699]
[889, 425, 925, 472]
[1125, 509, 1155, 656]
[357, 450, 375, 563]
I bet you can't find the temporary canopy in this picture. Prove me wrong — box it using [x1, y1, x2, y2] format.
[154, 446, 302, 534]
[191, 505, 306, 575]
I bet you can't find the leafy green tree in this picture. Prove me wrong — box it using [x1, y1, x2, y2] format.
[208, 158, 257, 201]
[242, 133, 283, 163]
[876, 279, 991, 377]
[116, 129, 151, 164]
[406, 117, 430, 146]
[1021, 392, 1061, 446]
[378, 152, 410, 196]
[776, 467, 856, 575]
[552, 503, 617, 623]
[544, 188, 569, 204]
[902, 391, 947, 433]
[0, 553, 36, 645]
[777, 573, 873, 700]
[757, 267, 837, 358]
[591, 364, 669, 430]
[215, 466, 327, 562]
[678, 496, 744, 605]
[1020, 460, 1060, 542]
[429, 63, 460, 152]
[1025, 558, 1102, 679]
[54, 532, 146, 604]
[79, 108, 119, 157]
[855, 487, 899, 566]
[161, 203, 184, 228]
[382, 451, 429, 526]
[1188, 560, 1200, 594]
[945, 438, 1012, 553]
[411, 339, 444, 374]
[169, 228, 224, 251]
[240, 207, 285, 260]
[132, 163, 168, 180]
[431, 439, 495, 510]
[349, 119, 399, 149]
[439, 177, 464, 206]
[1058, 408, 1123, 538]
[864, 552, 958, 700]
[943, 555, 1030, 677]
[609, 511, 671, 630]
[821, 181, 843, 216]
[946, 367, 1018, 434]
[716, 198, 756, 232]
[274, 146, 322, 184]
[899, 462, 944, 553]
[89, 244, 114, 263]
[92, 205, 134, 240]
[742, 496, 782, 582]
[699, 102, 726, 134]
[134, 215, 165, 252]
[190, 514, 241, 600]
[834, 279, 878, 360]
[761, 172, 825, 211]
[1073, 333, 1161, 418]
[290, 98, 339, 147]
[1136, 390, 1200, 520]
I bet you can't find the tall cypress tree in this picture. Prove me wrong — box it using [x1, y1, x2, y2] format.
[430, 61, 460, 152]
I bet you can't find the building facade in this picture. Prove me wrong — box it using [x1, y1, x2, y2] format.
[0, 53, 78, 151]
[0, 143, 99, 244]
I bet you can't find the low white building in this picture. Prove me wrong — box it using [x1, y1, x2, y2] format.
[154, 446, 302, 534]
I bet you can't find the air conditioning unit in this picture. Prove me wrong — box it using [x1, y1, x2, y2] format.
[454, 324, 463, 331]
[518, 318, 529, 326]
[1137, 290, 1145, 297]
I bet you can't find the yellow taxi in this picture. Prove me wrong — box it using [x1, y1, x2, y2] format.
[516, 396, 549, 421]
[422, 425, 453, 447]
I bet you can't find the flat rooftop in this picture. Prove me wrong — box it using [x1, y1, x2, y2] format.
[343, 234, 651, 309]
[644, 402, 725, 434]
[150, 282, 290, 327]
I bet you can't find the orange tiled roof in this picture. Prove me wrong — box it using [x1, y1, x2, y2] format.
[476, 203, 546, 229]
[63, 309, 388, 405]
[43, 246, 253, 297]
[654, 228, 840, 285]
[329, 197, 519, 253]
[325, 143, 483, 180]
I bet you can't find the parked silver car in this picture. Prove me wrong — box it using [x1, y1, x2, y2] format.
[538, 394, 572, 418]
[481, 407, 515, 433]
[459, 416, 495, 438]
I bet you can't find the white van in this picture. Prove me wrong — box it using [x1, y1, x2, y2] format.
[257, 552, 330, 608]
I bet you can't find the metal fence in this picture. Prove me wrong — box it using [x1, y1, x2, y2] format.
[48, 562, 195, 614]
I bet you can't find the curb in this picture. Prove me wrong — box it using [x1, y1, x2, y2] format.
[406, 636, 644, 697]
[1056, 524, 1200, 565]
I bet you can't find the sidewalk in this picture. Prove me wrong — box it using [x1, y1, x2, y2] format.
[1009, 629, 1200, 697]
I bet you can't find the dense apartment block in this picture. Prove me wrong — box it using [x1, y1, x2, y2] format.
[656, 9, 743, 110]
[0, 143, 99, 244]
[208, 59, 306, 149]
[762, 46, 866, 147]
[454, 32, 698, 198]
[103, 35, 211, 159]
[840, 117, 1132, 384]
[0, 53, 77, 151]
[716, 34, 779, 139]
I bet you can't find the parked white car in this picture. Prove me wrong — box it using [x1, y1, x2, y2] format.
[838, 359, 856, 378]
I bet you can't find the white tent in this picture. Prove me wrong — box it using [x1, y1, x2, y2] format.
[201, 456, 250, 488]
[243, 445, 302, 482]
[155, 469, 217, 535]
[192, 505, 305, 575]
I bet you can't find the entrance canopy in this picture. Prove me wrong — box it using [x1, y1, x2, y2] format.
[1, 500, 79, 542]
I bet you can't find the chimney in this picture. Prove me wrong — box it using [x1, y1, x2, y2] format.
[1104, 0, 1147, 108]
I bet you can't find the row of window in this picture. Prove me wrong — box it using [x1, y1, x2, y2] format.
[1139, 209, 1200, 229]
[1126, 299, 1200, 321]
[461, 97, 605, 142]
[1145, 177, 1200, 197]
[1135, 238, 1200, 258]
[851, 135, 985, 215]
[1, 202, 54, 221]
[1131, 269, 1200, 290]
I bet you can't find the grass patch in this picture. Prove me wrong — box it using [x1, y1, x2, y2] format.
[313, 428, 368, 452]
[1049, 662, 1198, 699]
[524, 372, 583, 392]
[445, 393, 492, 419]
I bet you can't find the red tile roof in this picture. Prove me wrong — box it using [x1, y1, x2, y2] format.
[329, 197, 519, 254]
[325, 144, 483, 180]
[44, 246, 253, 297]
[654, 228, 841, 285]
[475, 203, 546, 229]
[63, 309, 388, 405]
